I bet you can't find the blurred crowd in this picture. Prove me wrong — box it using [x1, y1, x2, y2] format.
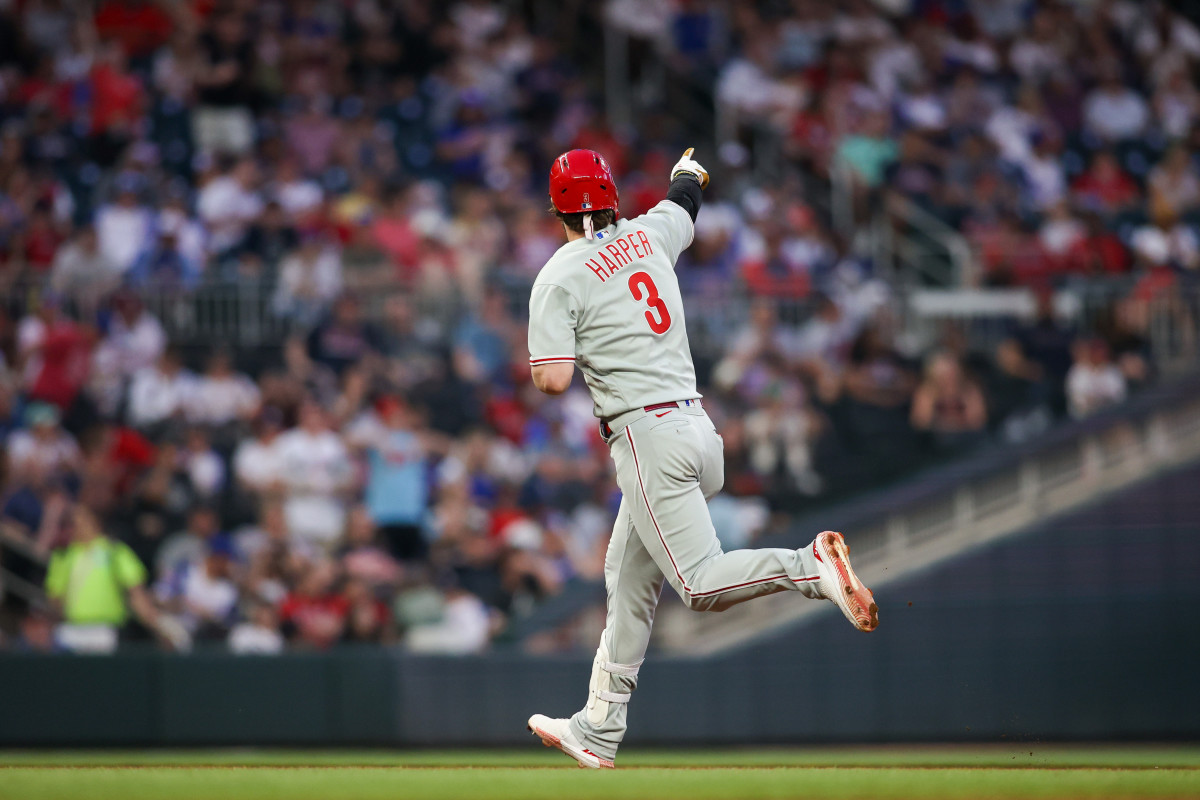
[0, 0, 1194, 654]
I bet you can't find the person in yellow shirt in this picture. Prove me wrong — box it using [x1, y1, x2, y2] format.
[45, 504, 185, 652]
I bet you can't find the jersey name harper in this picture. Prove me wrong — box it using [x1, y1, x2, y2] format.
[527, 199, 700, 420]
[583, 231, 655, 282]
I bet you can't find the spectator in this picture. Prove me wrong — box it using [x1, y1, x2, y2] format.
[273, 400, 353, 548]
[1148, 146, 1200, 220]
[340, 577, 392, 644]
[453, 289, 517, 385]
[192, 11, 256, 156]
[338, 505, 402, 589]
[127, 347, 195, 433]
[102, 291, 167, 381]
[6, 402, 80, 483]
[187, 350, 260, 429]
[1071, 151, 1140, 218]
[910, 352, 988, 450]
[306, 294, 381, 377]
[273, 233, 344, 327]
[404, 581, 490, 655]
[347, 397, 435, 561]
[127, 212, 203, 289]
[232, 408, 285, 500]
[1082, 70, 1150, 145]
[280, 559, 348, 649]
[155, 504, 225, 580]
[156, 538, 238, 641]
[228, 601, 285, 654]
[835, 108, 898, 189]
[45, 504, 178, 652]
[197, 158, 263, 258]
[1066, 337, 1127, 419]
[50, 226, 120, 303]
[240, 201, 299, 278]
[94, 173, 153, 275]
[18, 295, 92, 413]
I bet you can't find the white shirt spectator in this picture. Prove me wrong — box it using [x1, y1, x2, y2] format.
[273, 427, 351, 546]
[229, 621, 285, 654]
[832, 10, 892, 44]
[404, 591, 491, 654]
[233, 436, 285, 493]
[985, 103, 1038, 164]
[1067, 360, 1126, 419]
[186, 447, 226, 498]
[158, 561, 238, 633]
[7, 428, 80, 478]
[105, 310, 167, 378]
[1039, 214, 1085, 257]
[197, 174, 264, 253]
[1009, 37, 1065, 83]
[869, 40, 922, 101]
[127, 365, 197, 428]
[51, 236, 121, 298]
[1023, 152, 1067, 211]
[1083, 85, 1150, 143]
[16, 313, 48, 387]
[157, 208, 208, 267]
[273, 245, 343, 320]
[897, 89, 947, 132]
[95, 202, 154, 273]
[275, 177, 324, 217]
[187, 373, 261, 426]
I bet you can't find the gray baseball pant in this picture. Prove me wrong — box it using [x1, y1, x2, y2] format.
[568, 403, 824, 759]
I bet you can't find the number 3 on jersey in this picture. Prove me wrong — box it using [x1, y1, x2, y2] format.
[627, 271, 672, 334]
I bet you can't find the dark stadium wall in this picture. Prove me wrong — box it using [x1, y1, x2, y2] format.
[2, 461, 1199, 746]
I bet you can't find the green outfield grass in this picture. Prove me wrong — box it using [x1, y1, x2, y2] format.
[1, 746, 1197, 800]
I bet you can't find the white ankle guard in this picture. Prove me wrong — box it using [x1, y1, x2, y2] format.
[585, 644, 642, 724]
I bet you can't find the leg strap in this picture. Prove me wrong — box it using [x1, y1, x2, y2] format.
[601, 659, 643, 677]
[596, 690, 631, 703]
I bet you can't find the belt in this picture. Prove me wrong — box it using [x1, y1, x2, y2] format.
[600, 398, 702, 440]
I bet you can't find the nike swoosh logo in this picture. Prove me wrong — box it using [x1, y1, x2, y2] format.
[655, 411, 672, 417]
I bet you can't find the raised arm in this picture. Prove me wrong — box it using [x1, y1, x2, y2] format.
[667, 147, 709, 222]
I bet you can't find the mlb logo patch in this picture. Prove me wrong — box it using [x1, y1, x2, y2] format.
[581, 192, 592, 210]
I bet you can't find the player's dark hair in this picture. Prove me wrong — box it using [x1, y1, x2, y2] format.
[551, 205, 616, 234]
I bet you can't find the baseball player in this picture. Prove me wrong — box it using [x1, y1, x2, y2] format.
[525, 148, 878, 769]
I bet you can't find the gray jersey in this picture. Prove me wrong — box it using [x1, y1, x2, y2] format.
[528, 200, 700, 419]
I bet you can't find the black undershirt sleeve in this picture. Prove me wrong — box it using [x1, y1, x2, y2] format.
[666, 176, 703, 222]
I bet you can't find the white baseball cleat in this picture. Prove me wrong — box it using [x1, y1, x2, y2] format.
[813, 531, 879, 632]
[526, 714, 614, 769]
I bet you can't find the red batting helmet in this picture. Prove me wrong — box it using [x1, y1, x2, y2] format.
[548, 149, 619, 216]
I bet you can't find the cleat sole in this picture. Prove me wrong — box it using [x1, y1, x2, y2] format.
[817, 531, 879, 633]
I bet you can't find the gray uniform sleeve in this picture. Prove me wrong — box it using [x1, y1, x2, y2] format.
[528, 283, 579, 367]
[638, 199, 695, 263]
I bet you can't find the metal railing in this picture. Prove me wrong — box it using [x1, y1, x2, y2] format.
[11, 275, 1200, 375]
[903, 283, 1200, 377]
[831, 161, 977, 287]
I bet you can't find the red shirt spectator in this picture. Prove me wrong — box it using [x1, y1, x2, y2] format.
[280, 586, 349, 649]
[23, 209, 63, 272]
[1065, 228, 1130, 276]
[89, 56, 144, 134]
[95, 0, 174, 59]
[28, 319, 91, 411]
[1071, 152, 1140, 215]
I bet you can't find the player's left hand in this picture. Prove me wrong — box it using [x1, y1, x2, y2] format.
[671, 148, 709, 190]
